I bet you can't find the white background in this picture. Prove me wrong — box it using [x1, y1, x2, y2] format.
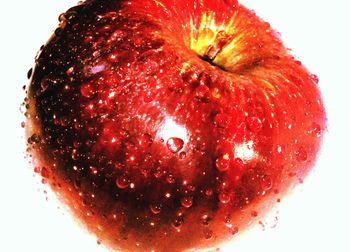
[1, 0, 349, 251]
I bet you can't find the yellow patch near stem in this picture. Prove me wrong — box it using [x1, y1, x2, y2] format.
[189, 11, 277, 91]
[190, 11, 241, 69]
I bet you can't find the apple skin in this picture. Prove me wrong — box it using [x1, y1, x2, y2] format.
[25, 0, 326, 251]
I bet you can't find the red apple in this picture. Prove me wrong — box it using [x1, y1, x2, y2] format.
[25, 0, 326, 251]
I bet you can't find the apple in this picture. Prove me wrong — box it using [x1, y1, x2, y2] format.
[25, 0, 326, 251]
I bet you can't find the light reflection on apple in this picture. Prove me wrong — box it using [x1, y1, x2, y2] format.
[157, 116, 189, 144]
[234, 140, 257, 162]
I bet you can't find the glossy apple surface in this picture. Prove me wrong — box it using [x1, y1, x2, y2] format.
[25, 0, 326, 251]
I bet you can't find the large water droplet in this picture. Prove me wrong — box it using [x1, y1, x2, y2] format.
[261, 176, 272, 192]
[295, 146, 308, 162]
[116, 175, 130, 189]
[204, 229, 213, 240]
[180, 196, 193, 208]
[150, 204, 162, 214]
[28, 133, 41, 144]
[219, 191, 231, 204]
[216, 154, 230, 172]
[166, 137, 184, 153]
[80, 83, 96, 98]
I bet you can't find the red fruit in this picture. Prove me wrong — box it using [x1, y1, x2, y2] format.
[24, 0, 326, 251]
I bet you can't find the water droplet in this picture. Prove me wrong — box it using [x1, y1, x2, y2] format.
[80, 83, 96, 98]
[166, 137, 184, 153]
[40, 77, 50, 92]
[58, 13, 66, 22]
[216, 154, 230, 172]
[179, 151, 186, 159]
[41, 167, 49, 178]
[214, 113, 229, 128]
[295, 146, 308, 162]
[28, 133, 41, 144]
[116, 175, 130, 189]
[204, 229, 213, 240]
[224, 216, 232, 228]
[90, 166, 98, 175]
[27, 68, 33, 79]
[199, 73, 212, 86]
[311, 74, 319, 84]
[111, 30, 127, 40]
[166, 173, 175, 184]
[205, 188, 213, 197]
[194, 84, 210, 102]
[154, 167, 163, 179]
[261, 176, 272, 191]
[201, 215, 211, 225]
[142, 58, 159, 75]
[308, 122, 322, 137]
[108, 52, 119, 62]
[231, 226, 239, 236]
[114, 162, 123, 170]
[137, 133, 152, 148]
[172, 215, 184, 228]
[219, 191, 231, 204]
[246, 116, 263, 132]
[180, 196, 193, 208]
[150, 204, 162, 214]
[71, 149, 78, 160]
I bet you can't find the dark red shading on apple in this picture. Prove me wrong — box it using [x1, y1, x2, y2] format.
[25, 0, 326, 251]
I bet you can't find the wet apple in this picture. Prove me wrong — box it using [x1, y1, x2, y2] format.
[25, 0, 326, 251]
